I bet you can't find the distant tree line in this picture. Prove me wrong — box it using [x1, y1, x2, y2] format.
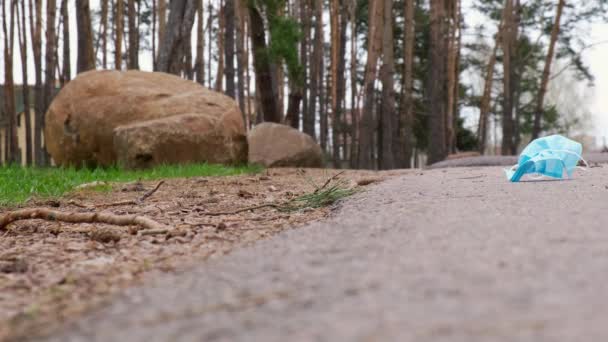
[0, 0, 606, 168]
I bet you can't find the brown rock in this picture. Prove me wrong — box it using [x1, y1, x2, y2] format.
[45, 70, 247, 168]
[248, 123, 323, 167]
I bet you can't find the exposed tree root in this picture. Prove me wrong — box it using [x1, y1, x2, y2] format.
[0, 208, 170, 231]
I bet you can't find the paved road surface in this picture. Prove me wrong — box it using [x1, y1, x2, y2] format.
[429, 152, 608, 169]
[46, 166, 608, 341]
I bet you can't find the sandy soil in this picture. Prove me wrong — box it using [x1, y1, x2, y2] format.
[0, 168, 406, 341]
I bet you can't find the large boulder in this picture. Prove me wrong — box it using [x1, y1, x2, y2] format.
[45, 70, 247, 168]
[248, 123, 323, 167]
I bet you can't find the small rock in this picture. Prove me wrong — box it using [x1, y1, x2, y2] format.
[238, 189, 255, 198]
[90, 229, 121, 244]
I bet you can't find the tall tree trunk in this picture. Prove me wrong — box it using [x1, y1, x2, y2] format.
[320, 61, 328, 152]
[101, 0, 109, 68]
[16, 0, 33, 165]
[248, 4, 281, 122]
[195, 0, 205, 84]
[182, 2, 194, 79]
[378, 0, 395, 169]
[224, 0, 236, 98]
[397, 0, 415, 168]
[306, 0, 324, 139]
[3, 0, 18, 163]
[115, 0, 124, 69]
[358, 0, 383, 169]
[29, 0, 45, 165]
[235, 0, 246, 118]
[283, 0, 302, 128]
[296, 0, 309, 131]
[44, 0, 57, 112]
[477, 35, 500, 154]
[158, 0, 166, 53]
[77, 0, 96, 73]
[127, 0, 140, 69]
[330, 0, 342, 165]
[244, 11, 253, 128]
[155, 0, 197, 74]
[445, 0, 460, 154]
[349, 0, 358, 167]
[426, 0, 448, 165]
[501, 0, 515, 155]
[215, 1, 225, 90]
[338, 4, 348, 165]
[531, 0, 565, 140]
[207, 2, 213, 87]
[60, 0, 70, 86]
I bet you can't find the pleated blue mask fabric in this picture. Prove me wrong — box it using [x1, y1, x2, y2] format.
[505, 135, 586, 182]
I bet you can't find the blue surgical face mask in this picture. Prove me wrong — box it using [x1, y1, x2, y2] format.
[505, 135, 587, 182]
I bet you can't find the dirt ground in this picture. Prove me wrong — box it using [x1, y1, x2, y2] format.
[0, 168, 407, 341]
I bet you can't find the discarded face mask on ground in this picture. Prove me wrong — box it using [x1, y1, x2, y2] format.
[505, 135, 588, 182]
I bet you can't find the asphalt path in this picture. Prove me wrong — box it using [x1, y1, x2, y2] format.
[45, 165, 608, 341]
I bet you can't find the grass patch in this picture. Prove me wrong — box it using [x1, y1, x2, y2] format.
[0, 163, 261, 206]
[284, 179, 357, 211]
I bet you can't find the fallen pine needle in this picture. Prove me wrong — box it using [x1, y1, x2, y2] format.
[0, 208, 171, 231]
[202, 203, 280, 216]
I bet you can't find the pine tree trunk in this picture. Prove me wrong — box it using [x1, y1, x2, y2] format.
[379, 0, 395, 169]
[330, 0, 340, 165]
[397, 0, 415, 168]
[477, 34, 500, 155]
[60, 0, 70, 85]
[426, 0, 448, 165]
[158, 0, 166, 52]
[29, 0, 45, 165]
[127, 0, 139, 69]
[115, 0, 124, 69]
[17, 0, 33, 165]
[2, 0, 18, 163]
[306, 0, 324, 139]
[320, 62, 328, 152]
[297, 0, 309, 132]
[248, 4, 280, 123]
[101, 0, 109, 68]
[338, 5, 348, 165]
[155, 0, 197, 74]
[224, 0, 236, 98]
[358, 0, 383, 169]
[235, 0, 246, 119]
[44, 0, 57, 113]
[349, 0, 358, 167]
[531, 0, 565, 140]
[77, 0, 96, 73]
[195, 0, 205, 84]
[215, 1, 225, 91]
[445, 0, 459, 154]
[207, 2, 213, 88]
[244, 11, 253, 128]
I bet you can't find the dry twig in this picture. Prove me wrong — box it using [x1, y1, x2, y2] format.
[71, 180, 166, 209]
[0, 208, 170, 231]
[140, 181, 165, 202]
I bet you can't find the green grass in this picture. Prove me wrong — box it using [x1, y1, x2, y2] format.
[0, 163, 262, 206]
[283, 179, 357, 212]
